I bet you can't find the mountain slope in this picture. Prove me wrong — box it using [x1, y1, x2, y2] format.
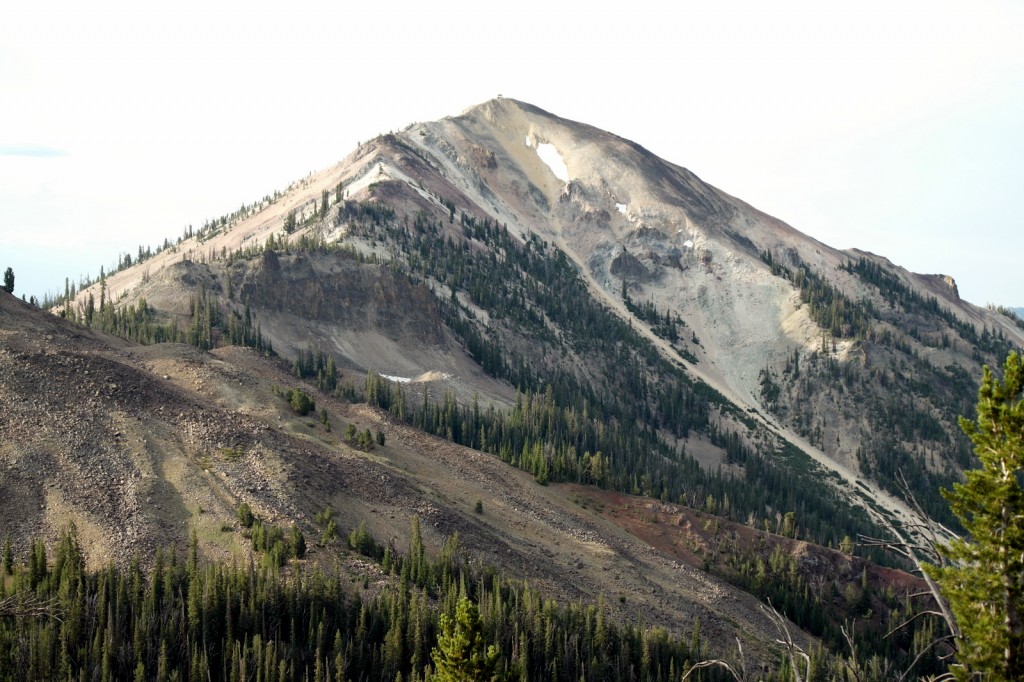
[404, 98, 1023, 528]
[4, 286, 948, 674]
[56, 98, 1024, 536]
[3, 287, 800, 657]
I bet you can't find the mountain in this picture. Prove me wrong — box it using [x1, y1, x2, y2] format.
[6, 98, 1022, 676]
[62, 98, 1022, 528]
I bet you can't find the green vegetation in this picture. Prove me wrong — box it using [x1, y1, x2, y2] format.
[989, 304, 1024, 332]
[288, 388, 315, 416]
[2, 267, 13, 294]
[930, 352, 1024, 679]
[271, 385, 316, 417]
[712, 536, 944, 676]
[26, 179, 1024, 678]
[236, 502, 254, 528]
[0, 523, 743, 682]
[431, 597, 500, 682]
[756, 252, 1024, 531]
[57, 281, 272, 355]
[243, 517, 306, 567]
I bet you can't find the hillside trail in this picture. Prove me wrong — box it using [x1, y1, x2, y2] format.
[546, 232, 925, 538]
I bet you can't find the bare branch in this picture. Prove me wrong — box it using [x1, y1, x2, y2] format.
[895, 634, 958, 682]
[857, 534, 935, 562]
[858, 470, 963, 657]
[884, 610, 946, 639]
[681, 637, 748, 682]
[681, 659, 744, 682]
[907, 590, 936, 600]
[0, 594, 64, 621]
[762, 601, 811, 682]
[839, 622, 864, 682]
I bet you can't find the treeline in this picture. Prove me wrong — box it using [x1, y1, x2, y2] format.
[774, 343, 969, 530]
[372, 209, 713, 440]
[988, 304, 1024, 332]
[756, 253, 1016, 529]
[0, 524, 768, 682]
[244, 202, 892, 559]
[42, 186, 293, 312]
[362, 371, 891, 571]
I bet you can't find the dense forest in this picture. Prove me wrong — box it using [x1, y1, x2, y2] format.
[3, 509, 948, 682]
[0, 523, 755, 682]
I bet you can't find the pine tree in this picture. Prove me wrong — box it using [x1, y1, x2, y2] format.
[431, 597, 501, 682]
[2, 267, 13, 294]
[931, 352, 1024, 680]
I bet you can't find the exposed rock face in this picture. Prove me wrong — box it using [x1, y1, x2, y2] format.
[939, 274, 960, 300]
[237, 252, 445, 344]
[610, 249, 653, 282]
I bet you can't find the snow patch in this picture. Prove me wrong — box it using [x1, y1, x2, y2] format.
[381, 371, 452, 384]
[524, 135, 532, 147]
[683, 240, 694, 249]
[616, 203, 627, 214]
[536, 143, 569, 183]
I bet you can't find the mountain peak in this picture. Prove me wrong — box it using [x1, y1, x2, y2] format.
[458, 96, 557, 121]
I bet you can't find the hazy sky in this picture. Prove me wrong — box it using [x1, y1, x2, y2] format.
[2, 1, 1022, 307]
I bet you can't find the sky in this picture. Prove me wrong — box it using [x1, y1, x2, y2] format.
[2, 0, 1022, 307]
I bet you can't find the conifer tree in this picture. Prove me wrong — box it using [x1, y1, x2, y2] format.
[2, 267, 13, 294]
[931, 352, 1024, 680]
[431, 597, 501, 682]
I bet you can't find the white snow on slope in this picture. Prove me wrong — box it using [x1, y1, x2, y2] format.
[382, 374, 412, 383]
[616, 203, 627, 214]
[536, 143, 569, 182]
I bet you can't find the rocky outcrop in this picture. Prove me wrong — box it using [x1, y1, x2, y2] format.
[610, 249, 653, 282]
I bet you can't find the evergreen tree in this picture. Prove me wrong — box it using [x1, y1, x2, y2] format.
[431, 597, 501, 682]
[237, 502, 255, 529]
[2, 267, 13, 294]
[931, 352, 1024, 680]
